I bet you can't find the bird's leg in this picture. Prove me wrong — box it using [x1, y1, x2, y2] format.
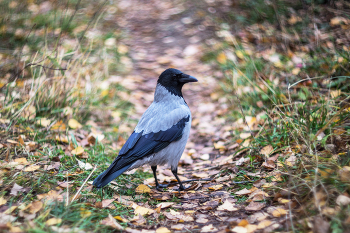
[151, 166, 168, 190]
[171, 167, 185, 191]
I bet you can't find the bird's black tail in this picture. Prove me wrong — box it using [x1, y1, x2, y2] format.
[93, 163, 132, 188]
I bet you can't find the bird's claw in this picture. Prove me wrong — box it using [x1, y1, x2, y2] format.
[155, 183, 168, 192]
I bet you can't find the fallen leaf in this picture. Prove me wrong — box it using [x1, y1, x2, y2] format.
[260, 145, 273, 157]
[235, 188, 252, 195]
[0, 197, 7, 206]
[156, 202, 175, 209]
[201, 224, 217, 232]
[36, 118, 51, 127]
[101, 199, 115, 208]
[196, 218, 208, 223]
[232, 226, 248, 233]
[76, 158, 93, 170]
[10, 183, 25, 196]
[71, 146, 84, 156]
[238, 219, 249, 227]
[18, 135, 25, 145]
[217, 200, 238, 211]
[29, 201, 43, 214]
[257, 220, 272, 229]
[336, 195, 350, 205]
[261, 160, 275, 169]
[245, 202, 265, 211]
[133, 205, 154, 216]
[14, 158, 28, 164]
[51, 120, 66, 131]
[135, 184, 151, 194]
[0, 213, 16, 224]
[208, 184, 223, 191]
[24, 165, 40, 172]
[68, 119, 82, 129]
[46, 218, 62, 226]
[80, 209, 92, 218]
[272, 208, 287, 217]
[156, 227, 171, 233]
[100, 214, 123, 230]
[171, 224, 185, 230]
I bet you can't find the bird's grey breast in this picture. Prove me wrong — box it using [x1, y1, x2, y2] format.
[134, 85, 191, 135]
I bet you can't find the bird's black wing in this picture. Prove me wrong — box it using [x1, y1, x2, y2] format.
[93, 115, 190, 188]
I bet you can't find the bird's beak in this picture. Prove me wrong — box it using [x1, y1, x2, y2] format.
[179, 74, 198, 83]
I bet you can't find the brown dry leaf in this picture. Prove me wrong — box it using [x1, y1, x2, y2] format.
[278, 198, 290, 204]
[46, 218, 62, 226]
[24, 165, 40, 172]
[249, 189, 269, 201]
[201, 224, 218, 232]
[68, 119, 82, 129]
[217, 52, 227, 64]
[214, 141, 226, 150]
[37, 190, 64, 202]
[235, 188, 252, 195]
[217, 200, 238, 211]
[135, 184, 151, 194]
[7, 139, 18, 144]
[14, 158, 28, 165]
[261, 160, 275, 169]
[245, 202, 266, 211]
[72, 146, 84, 156]
[156, 227, 171, 233]
[288, 15, 301, 25]
[100, 214, 123, 230]
[0, 197, 7, 206]
[18, 135, 25, 145]
[171, 224, 185, 230]
[156, 202, 175, 209]
[4, 206, 17, 214]
[10, 183, 25, 196]
[87, 134, 96, 145]
[196, 218, 208, 223]
[272, 208, 287, 217]
[101, 199, 115, 208]
[29, 201, 43, 214]
[339, 166, 350, 182]
[260, 145, 273, 157]
[208, 184, 223, 191]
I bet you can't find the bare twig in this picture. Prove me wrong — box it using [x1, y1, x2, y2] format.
[71, 166, 97, 203]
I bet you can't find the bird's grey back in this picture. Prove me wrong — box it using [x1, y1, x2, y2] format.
[134, 84, 191, 135]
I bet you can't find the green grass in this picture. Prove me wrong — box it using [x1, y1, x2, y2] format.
[208, 0, 350, 231]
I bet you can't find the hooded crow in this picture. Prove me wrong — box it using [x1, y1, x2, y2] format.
[93, 68, 198, 191]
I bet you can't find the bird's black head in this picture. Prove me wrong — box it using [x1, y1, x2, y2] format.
[157, 68, 198, 97]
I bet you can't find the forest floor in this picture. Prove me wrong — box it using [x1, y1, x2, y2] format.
[1, 0, 350, 232]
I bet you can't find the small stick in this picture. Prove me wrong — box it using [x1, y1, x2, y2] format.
[71, 166, 96, 204]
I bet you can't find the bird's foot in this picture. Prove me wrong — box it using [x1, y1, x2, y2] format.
[172, 184, 187, 191]
[155, 183, 168, 192]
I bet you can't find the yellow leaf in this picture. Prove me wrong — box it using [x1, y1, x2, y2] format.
[208, 184, 223, 191]
[24, 165, 40, 172]
[156, 227, 171, 233]
[257, 220, 272, 229]
[29, 201, 43, 214]
[18, 135, 25, 145]
[330, 90, 341, 98]
[260, 145, 274, 157]
[46, 218, 62, 226]
[235, 50, 245, 59]
[14, 158, 28, 165]
[114, 216, 128, 222]
[0, 197, 7, 206]
[80, 209, 92, 218]
[68, 119, 82, 129]
[272, 208, 287, 217]
[36, 118, 51, 127]
[4, 206, 17, 214]
[71, 146, 84, 156]
[217, 52, 227, 64]
[135, 184, 151, 194]
[134, 205, 154, 216]
[292, 67, 300, 75]
[51, 120, 66, 131]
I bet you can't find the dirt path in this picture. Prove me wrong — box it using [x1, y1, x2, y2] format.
[112, 0, 243, 231]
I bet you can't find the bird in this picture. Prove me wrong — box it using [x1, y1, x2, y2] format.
[93, 68, 198, 191]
